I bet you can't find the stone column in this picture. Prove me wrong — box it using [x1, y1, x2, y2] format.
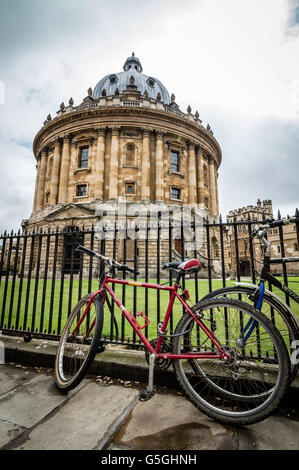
[94, 128, 105, 201]
[214, 165, 219, 215]
[155, 131, 164, 202]
[108, 127, 120, 200]
[187, 141, 197, 204]
[67, 140, 77, 202]
[141, 128, 151, 201]
[33, 158, 41, 211]
[58, 135, 71, 204]
[49, 139, 62, 205]
[208, 156, 217, 216]
[36, 148, 47, 211]
[196, 146, 205, 206]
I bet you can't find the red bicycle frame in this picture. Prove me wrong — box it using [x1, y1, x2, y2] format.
[73, 275, 231, 361]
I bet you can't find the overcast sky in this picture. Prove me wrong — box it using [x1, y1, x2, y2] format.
[0, 0, 298, 233]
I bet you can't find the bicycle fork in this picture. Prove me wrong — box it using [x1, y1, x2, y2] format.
[239, 282, 265, 345]
[139, 353, 156, 402]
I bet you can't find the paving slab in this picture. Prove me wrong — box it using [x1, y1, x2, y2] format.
[236, 415, 299, 450]
[11, 383, 139, 450]
[0, 363, 37, 395]
[0, 420, 27, 448]
[0, 372, 81, 428]
[109, 391, 235, 450]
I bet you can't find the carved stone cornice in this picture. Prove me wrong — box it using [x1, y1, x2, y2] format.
[33, 106, 222, 166]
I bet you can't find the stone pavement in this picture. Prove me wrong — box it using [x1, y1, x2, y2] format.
[0, 362, 299, 451]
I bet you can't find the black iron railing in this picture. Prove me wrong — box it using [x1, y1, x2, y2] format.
[0, 208, 298, 347]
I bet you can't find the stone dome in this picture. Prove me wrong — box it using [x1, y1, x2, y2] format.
[92, 54, 171, 104]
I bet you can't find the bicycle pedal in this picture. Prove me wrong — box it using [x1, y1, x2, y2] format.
[97, 342, 106, 353]
[139, 388, 155, 402]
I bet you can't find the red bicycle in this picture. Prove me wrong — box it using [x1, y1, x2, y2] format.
[55, 245, 290, 425]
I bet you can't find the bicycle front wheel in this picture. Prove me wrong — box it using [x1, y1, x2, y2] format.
[55, 293, 104, 392]
[172, 298, 290, 426]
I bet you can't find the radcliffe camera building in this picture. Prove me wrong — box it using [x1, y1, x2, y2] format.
[26, 54, 221, 225]
[22, 54, 222, 274]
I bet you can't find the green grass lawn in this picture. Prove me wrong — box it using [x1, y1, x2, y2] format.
[0, 276, 298, 345]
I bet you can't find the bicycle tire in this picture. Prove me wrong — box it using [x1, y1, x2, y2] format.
[201, 286, 299, 383]
[55, 293, 104, 392]
[172, 298, 290, 426]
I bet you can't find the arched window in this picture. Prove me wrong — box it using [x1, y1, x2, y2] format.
[124, 143, 137, 167]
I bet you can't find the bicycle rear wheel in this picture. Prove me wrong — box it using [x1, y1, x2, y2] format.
[172, 298, 290, 426]
[55, 293, 104, 392]
[201, 286, 299, 383]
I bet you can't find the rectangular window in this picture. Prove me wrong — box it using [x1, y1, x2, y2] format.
[79, 147, 89, 168]
[171, 187, 181, 200]
[125, 182, 135, 194]
[76, 184, 87, 197]
[171, 150, 179, 172]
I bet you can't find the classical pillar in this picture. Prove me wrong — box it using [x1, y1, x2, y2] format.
[58, 135, 71, 204]
[141, 128, 151, 201]
[187, 141, 197, 204]
[108, 127, 120, 200]
[155, 131, 164, 202]
[196, 146, 205, 206]
[49, 139, 61, 205]
[36, 148, 47, 211]
[33, 158, 41, 211]
[94, 128, 105, 200]
[214, 165, 219, 215]
[208, 156, 217, 216]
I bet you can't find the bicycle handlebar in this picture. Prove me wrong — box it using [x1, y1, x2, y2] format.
[75, 245, 139, 275]
[262, 218, 290, 229]
[251, 218, 294, 256]
[76, 245, 98, 257]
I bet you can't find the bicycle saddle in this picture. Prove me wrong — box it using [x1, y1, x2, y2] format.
[162, 259, 201, 272]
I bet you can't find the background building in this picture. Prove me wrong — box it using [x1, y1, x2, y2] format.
[226, 199, 299, 277]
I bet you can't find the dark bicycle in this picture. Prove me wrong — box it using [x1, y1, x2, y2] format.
[202, 217, 299, 383]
